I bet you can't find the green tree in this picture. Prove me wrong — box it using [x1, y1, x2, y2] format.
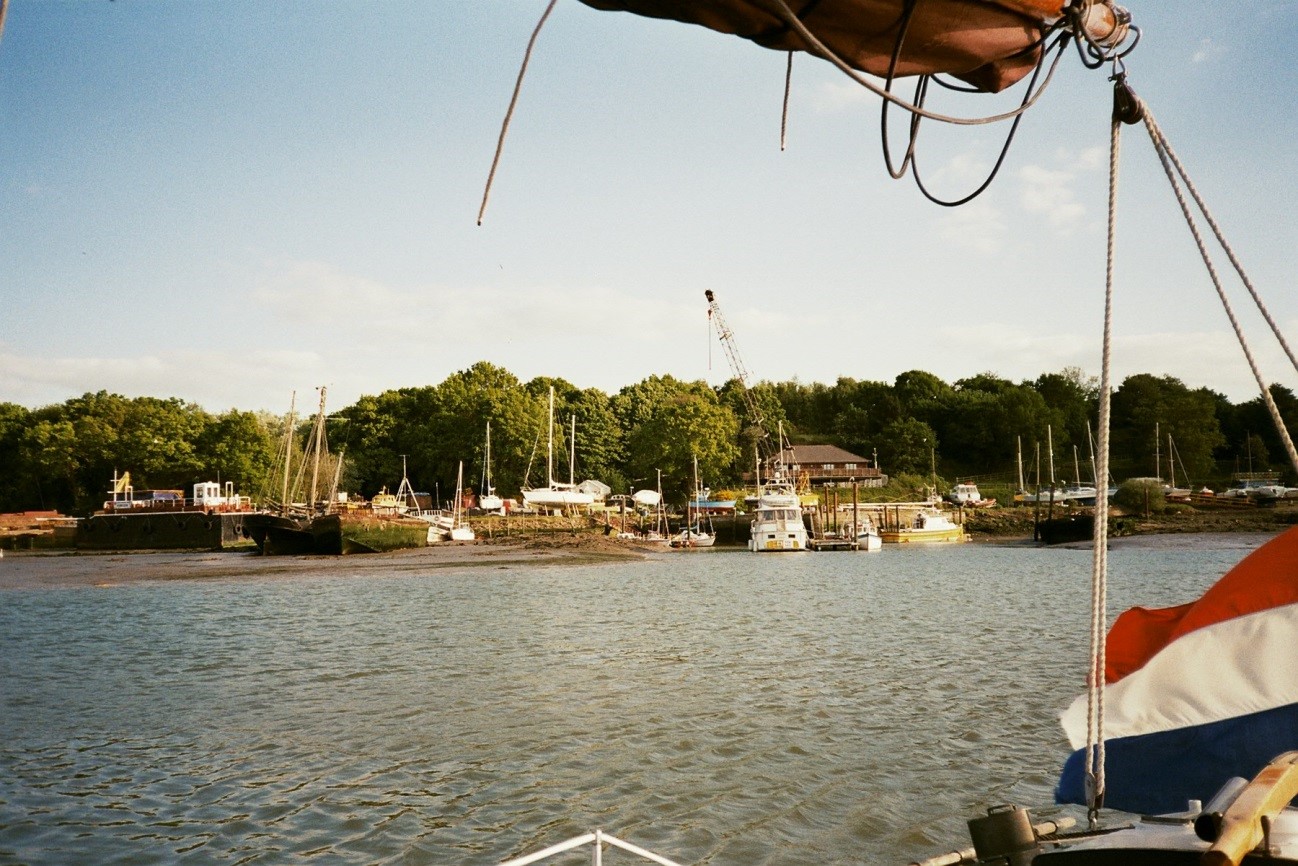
[1110, 374, 1225, 483]
[624, 391, 740, 501]
[877, 417, 937, 477]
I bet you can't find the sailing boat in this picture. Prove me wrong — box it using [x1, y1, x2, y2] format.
[672, 455, 716, 548]
[478, 421, 504, 513]
[521, 387, 597, 512]
[438, 461, 475, 542]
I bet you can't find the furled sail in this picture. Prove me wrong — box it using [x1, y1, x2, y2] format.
[575, 0, 1124, 92]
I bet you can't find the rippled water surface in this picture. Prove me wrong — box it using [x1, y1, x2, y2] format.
[0, 537, 1271, 865]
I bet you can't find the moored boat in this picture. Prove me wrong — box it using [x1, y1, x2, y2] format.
[879, 507, 968, 544]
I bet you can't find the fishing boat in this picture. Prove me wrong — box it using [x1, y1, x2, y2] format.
[521, 387, 598, 512]
[879, 507, 969, 544]
[947, 482, 994, 507]
[748, 426, 809, 552]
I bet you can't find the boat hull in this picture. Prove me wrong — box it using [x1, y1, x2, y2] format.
[879, 526, 967, 544]
[77, 511, 254, 551]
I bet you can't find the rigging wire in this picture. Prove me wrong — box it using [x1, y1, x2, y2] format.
[1140, 109, 1298, 479]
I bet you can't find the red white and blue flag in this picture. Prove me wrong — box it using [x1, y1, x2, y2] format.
[1056, 526, 1298, 814]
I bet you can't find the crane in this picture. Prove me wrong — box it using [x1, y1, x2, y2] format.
[704, 289, 774, 462]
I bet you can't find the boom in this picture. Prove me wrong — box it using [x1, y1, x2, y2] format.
[705, 290, 771, 460]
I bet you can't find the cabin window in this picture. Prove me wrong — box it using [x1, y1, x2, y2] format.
[845, 463, 857, 469]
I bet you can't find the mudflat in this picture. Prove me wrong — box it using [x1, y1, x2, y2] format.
[0, 535, 654, 590]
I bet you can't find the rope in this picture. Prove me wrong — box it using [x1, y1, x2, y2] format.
[1141, 111, 1298, 479]
[1084, 104, 1121, 829]
[763, 0, 1069, 127]
[1142, 119, 1298, 380]
[781, 52, 793, 152]
[477, 0, 558, 226]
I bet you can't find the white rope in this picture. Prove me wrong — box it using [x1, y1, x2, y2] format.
[762, 0, 1069, 126]
[1141, 110, 1298, 480]
[478, 0, 559, 226]
[1084, 108, 1121, 827]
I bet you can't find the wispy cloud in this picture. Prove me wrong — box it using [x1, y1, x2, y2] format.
[1192, 37, 1228, 63]
[934, 198, 1007, 255]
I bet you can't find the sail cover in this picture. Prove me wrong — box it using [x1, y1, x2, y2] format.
[574, 0, 1078, 92]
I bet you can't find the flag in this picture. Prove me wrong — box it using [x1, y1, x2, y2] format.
[1056, 525, 1298, 814]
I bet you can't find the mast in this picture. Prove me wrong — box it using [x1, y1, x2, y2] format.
[281, 391, 296, 514]
[1047, 425, 1056, 488]
[483, 421, 493, 496]
[546, 387, 555, 487]
[1155, 421, 1161, 480]
[309, 386, 327, 511]
[569, 413, 577, 487]
[1017, 436, 1025, 493]
[1168, 432, 1175, 487]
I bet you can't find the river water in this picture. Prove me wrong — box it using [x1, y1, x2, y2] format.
[0, 535, 1272, 866]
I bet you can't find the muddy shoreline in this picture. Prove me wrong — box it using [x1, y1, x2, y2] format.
[0, 535, 659, 590]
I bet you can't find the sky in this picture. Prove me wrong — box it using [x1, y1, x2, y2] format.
[1, 0, 1295, 414]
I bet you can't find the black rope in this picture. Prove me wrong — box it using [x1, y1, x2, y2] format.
[906, 31, 1071, 207]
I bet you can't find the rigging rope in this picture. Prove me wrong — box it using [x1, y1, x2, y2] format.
[1084, 84, 1127, 827]
[1140, 110, 1298, 480]
[781, 52, 793, 152]
[477, 0, 558, 226]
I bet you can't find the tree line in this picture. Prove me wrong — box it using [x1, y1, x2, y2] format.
[2, 361, 1295, 516]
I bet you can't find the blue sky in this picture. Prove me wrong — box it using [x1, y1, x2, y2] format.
[1, 0, 1295, 413]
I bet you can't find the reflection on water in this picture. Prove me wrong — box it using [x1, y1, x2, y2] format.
[0, 536, 1271, 865]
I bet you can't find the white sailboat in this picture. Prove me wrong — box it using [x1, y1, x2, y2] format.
[478, 421, 504, 513]
[673, 455, 716, 548]
[521, 387, 596, 512]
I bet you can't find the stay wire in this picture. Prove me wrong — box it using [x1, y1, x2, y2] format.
[1141, 110, 1298, 479]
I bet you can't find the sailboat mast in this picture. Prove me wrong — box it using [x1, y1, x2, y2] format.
[1046, 425, 1056, 487]
[546, 387, 555, 488]
[281, 390, 296, 514]
[1168, 432, 1175, 486]
[309, 386, 327, 510]
[1017, 436, 1024, 492]
[569, 414, 577, 487]
[483, 422, 492, 495]
[1155, 421, 1161, 480]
